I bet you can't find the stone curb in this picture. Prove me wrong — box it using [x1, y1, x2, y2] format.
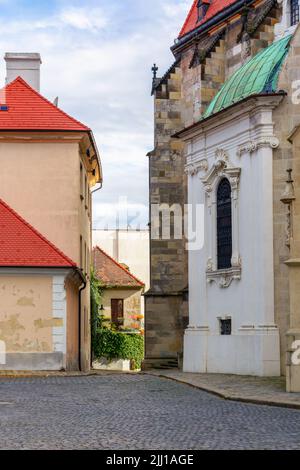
[0, 370, 139, 379]
[144, 372, 300, 411]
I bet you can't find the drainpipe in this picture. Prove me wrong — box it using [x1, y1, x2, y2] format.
[91, 182, 102, 194]
[77, 269, 87, 372]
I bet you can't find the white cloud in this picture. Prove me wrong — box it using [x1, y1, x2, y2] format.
[0, 0, 190, 229]
[163, 0, 191, 19]
[59, 7, 108, 31]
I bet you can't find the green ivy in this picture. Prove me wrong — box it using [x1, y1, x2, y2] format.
[90, 268, 103, 359]
[93, 329, 144, 370]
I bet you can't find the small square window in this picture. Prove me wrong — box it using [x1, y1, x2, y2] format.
[220, 319, 232, 336]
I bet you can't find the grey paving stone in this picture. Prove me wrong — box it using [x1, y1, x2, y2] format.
[0, 374, 299, 450]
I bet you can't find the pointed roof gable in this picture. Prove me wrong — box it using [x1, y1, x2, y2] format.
[0, 198, 76, 267]
[0, 77, 90, 131]
[179, 0, 238, 38]
[93, 246, 144, 289]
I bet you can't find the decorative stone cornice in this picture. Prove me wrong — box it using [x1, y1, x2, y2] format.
[285, 259, 300, 267]
[237, 137, 280, 157]
[186, 325, 210, 332]
[202, 149, 241, 195]
[206, 266, 242, 288]
[184, 159, 208, 176]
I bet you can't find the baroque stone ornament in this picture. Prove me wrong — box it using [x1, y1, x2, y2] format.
[206, 258, 213, 272]
[207, 267, 242, 288]
[202, 149, 242, 288]
[202, 149, 240, 196]
[237, 137, 280, 157]
[185, 159, 208, 176]
[241, 32, 251, 63]
[215, 148, 229, 162]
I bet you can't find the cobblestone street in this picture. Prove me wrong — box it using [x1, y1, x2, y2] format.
[0, 374, 300, 450]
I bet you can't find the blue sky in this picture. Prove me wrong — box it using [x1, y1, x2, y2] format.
[0, 0, 190, 228]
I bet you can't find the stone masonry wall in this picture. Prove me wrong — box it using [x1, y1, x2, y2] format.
[273, 26, 300, 373]
[144, 65, 188, 368]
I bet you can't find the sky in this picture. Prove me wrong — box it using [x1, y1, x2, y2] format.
[0, 0, 190, 229]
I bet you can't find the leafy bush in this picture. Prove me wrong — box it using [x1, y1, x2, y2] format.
[93, 328, 144, 370]
[90, 268, 103, 359]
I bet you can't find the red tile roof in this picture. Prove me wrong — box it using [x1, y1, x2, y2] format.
[0, 198, 76, 267]
[179, 0, 238, 38]
[0, 77, 90, 131]
[93, 246, 145, 288]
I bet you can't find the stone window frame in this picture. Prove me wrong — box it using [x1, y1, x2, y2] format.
[201, 149, 242, 289]
[274, 0, 299, 37]
[290, 0, 299, 26]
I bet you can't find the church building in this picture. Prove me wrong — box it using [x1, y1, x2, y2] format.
[146, 0, 300, 391]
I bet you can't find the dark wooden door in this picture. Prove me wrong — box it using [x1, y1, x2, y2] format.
[111, 299, 124, 327]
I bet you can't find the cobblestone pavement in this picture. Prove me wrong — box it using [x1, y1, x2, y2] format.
[148, 371, 300, 408]
[0, 374, 300, 450]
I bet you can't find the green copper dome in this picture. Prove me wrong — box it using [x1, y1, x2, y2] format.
[202, 35, 291, 120]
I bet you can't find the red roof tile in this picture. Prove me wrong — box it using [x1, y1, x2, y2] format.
[0, 198, 76, 267]
[93, 246, 144, 288]
[179, 0, 238, 38]
[0, 77, 90, 131]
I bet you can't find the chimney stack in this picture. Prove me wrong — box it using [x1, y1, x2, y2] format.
[5, 53, 42, 92]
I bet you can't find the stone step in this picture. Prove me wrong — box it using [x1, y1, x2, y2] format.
[142, 358, 179, 371]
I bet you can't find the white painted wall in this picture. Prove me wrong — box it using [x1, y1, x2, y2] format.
[183, 97, 281, 377]
[92, 229, 150, 316]
[5, 53, 41, 91]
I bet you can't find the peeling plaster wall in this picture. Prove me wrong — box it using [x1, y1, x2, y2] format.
[0, 276, 53, 353]
[0, 272, 68, 371]
[102, 288, 143, 329]
[66, 276, 79, 371]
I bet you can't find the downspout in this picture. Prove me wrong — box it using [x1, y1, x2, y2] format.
[90, 182, 102, 367]
[91, 182, 102, 193]
[77, 269, 87, 372]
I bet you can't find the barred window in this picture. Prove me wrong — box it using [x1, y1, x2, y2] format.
[217, 179, 232, 270]
[220, 319, 232, 336]
[291, 0, 299, 26]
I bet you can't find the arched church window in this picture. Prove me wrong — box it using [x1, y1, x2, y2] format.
[291, 0, 299, 26]
[217, 178, 232, 270]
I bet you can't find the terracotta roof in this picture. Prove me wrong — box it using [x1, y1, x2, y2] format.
[93, 246, 145, 288]
[179, 0, 238, 38]
[0, 77, 90, 131]
[0, 198, 76, 267]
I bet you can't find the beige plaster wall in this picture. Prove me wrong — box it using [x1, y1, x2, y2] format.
[102, 288, 143, 329]
[66, 277, 79, 370]
[0, 275, 53, 353]
[0, 138, 80, 264]
[0, 133, 94, 370]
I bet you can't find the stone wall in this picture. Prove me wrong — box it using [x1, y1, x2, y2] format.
[274, 26, 300, 374]
[144, 64, 188, 368]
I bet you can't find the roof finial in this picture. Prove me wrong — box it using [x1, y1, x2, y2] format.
[152, 63, 158, 80]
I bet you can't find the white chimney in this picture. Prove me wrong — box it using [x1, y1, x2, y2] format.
[5, 53, 42, 92]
